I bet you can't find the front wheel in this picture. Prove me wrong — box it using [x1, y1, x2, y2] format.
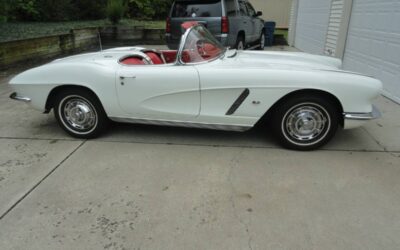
[54, 89, 108, 139]
[271, 96, 339, 150]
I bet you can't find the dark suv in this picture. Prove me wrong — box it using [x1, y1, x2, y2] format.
[166, 0, 265, 50]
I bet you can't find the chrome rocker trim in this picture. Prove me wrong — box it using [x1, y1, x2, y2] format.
[10, 92, 31, 103]
[343, 105, 382, 121]
[109, 117, 252, 132]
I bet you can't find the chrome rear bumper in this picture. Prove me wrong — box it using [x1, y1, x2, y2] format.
[10, 92, 31, 103]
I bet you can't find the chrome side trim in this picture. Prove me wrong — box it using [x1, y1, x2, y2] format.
[109, 117, 252, 132]
[10, 92, 31, 103]
[343, 105, 381, 121]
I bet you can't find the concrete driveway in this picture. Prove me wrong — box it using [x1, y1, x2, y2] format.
[0, 49, 400, 250]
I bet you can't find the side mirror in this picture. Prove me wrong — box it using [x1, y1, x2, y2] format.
[255, 11, 262, 17]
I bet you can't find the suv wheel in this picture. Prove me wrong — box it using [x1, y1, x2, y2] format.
[235, 35, 245, 50]
[258, 32, 265, 50]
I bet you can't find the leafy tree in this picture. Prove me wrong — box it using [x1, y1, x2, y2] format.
[107, 0, 126, 24]
[37, 0, 74, 21]
[11, 0, 40, 21]
[1, 0, 174, 22]
[127, 0, 174, 20]
[153, 0, 174, 19]
[71, 0, 107, 20]
[0, 0, 9, 22]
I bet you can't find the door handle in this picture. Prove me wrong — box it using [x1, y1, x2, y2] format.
[120, 75, 136, 80]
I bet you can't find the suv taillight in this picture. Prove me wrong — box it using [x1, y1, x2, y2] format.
[221, 16, 229, 33]
[166, 17, 171, 33]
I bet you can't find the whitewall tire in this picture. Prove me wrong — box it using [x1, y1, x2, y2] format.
[54, 88, 108, 139]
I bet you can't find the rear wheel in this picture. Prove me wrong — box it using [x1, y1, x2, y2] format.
[54, 88, 108, 139]
[235, 35, 245, 50]
[257, 32, 265, 50]
[271, 95, 339, 150]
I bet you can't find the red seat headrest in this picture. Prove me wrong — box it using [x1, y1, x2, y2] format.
[121, 57, 145, 65]
[145, 52, 164, 64]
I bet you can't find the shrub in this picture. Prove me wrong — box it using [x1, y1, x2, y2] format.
[106, 0, 126, 25]
[71, 0, 107, 20]
[127, 0, 174, 20]
[37, 0, 75, 21]
[11, 0, 41, 21]
[0, 0, 8, 22]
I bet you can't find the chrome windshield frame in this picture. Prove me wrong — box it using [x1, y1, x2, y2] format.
[175, 24, 227, 66]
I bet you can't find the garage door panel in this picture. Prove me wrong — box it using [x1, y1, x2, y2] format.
[388, 43, 400, 65]
[294, 0, 332, 54]
[381, 71, 400, 100]
[343, 0, 400, 102]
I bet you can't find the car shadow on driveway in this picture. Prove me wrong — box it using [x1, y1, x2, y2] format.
[99, 121, 279, 149]
[95, 120, 383, 152]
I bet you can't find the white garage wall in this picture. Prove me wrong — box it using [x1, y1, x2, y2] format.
[294, 0, 332, 54]
[343, 0, 400, 103]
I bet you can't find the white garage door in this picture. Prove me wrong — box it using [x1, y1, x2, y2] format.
[294, 0, 332, 54]
[343, 0, 400, 102]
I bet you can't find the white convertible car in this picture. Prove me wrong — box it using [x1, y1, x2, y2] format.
[9, 23, 382, 150]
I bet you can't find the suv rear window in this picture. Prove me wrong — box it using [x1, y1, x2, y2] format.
[172, 0, 222, 18]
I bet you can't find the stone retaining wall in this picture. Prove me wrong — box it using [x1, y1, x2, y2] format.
[0, 27, 166, 69]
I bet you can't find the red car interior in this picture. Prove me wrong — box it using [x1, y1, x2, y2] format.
[120, 56, 145, 65]
[144, 51, 164, 64]
[161, 50, 178, 63]
[120, 50, 194, 65]
[199, 43, 221, 60]
[160, 50, 191, 63]
[181, 21, 199, 30]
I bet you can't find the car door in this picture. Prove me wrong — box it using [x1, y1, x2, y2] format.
[245, 1, 258, 43]
[238, 0, 252, 44]
[116, 65, 200, 121]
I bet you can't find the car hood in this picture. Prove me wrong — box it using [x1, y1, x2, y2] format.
[225, 50, 343, 71]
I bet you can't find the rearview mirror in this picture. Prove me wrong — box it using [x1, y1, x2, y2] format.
[255, 11, 263, 17]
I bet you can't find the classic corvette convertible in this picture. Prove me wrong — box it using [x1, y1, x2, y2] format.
[9, 23, 382, 150]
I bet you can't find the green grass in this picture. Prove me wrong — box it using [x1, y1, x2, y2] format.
[274, 29, 288, 41]
[0, 19, 165, 43]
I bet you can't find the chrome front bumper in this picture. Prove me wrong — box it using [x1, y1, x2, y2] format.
[10, 92, 31, 103]
[343, 105, 381, 129]
[344, 105, 382, 121]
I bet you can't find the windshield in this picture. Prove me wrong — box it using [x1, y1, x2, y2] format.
[179, 25, 225, 64]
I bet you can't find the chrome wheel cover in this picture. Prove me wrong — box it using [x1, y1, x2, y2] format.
[59, 96, 98, 134]
[282, 103, 331, 146]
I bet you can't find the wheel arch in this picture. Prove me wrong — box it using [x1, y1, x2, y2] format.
[45, 84, 105, 114]
[258, 89, 344, 127]
[237, 30, 245, 39]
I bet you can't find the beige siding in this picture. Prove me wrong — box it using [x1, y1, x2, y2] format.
[250, 0, 292, 28]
